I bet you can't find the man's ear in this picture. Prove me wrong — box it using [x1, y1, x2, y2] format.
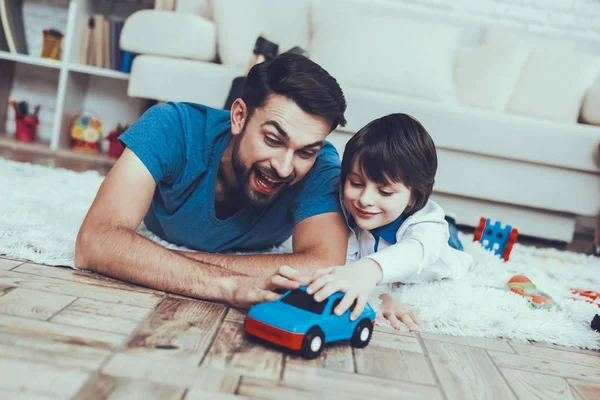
[230, 98, 248, 136]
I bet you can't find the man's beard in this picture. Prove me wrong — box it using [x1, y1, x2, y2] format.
[231, 132, 294, 207]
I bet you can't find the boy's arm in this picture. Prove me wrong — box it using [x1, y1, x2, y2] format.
[366, 221, 449, 284]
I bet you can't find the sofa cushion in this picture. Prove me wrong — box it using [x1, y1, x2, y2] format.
[309, 2, 462, 103]
[339, 87, 600, 175]
[483, 28, 575, 53]
[120, 10, 216, 61]
[506, 49, 600, 123]
[581, 74, 600, 125]
[213, 0, 310, 68]
[454, 44, 530, 111]
[128, 55, 243, 108]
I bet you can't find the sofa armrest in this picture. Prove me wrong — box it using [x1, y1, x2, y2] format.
[120, 10, 216, 61]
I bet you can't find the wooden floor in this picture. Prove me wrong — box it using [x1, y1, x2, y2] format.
[1, 146, 599, 399]
[0, 256, 599, 400]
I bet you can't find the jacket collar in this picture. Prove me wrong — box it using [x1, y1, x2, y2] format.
[347, 213, 406, 245]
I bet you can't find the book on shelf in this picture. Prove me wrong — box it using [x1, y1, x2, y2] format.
[0, 0, 28, 54]
[80, 14, 133, 73]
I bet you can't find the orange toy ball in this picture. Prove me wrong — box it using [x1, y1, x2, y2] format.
[508, 275, 532, 284]
[532, 295, 551, 305]
[510, 287, 524, 294]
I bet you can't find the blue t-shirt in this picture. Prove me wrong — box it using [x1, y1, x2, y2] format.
[119, 102, 342, 252]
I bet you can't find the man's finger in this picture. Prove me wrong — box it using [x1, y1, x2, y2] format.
[277, 266, 312, 285]
[307, 273, 335, 295]
[269, 274, 301, 291]
[260, 289, 280, 303]
[334, 290, 357, 317]
[311, 266, 335, 280]
[349, 294, 367, 321]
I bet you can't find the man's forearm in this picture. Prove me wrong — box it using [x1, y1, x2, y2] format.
[177, 250, 329, 277]
[76, 225, 240, 301]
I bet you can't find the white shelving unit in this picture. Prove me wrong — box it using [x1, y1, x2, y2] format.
[0, 0, 151, 164]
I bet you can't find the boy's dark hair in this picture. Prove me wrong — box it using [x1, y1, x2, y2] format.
[242, 53, 347, 131]
[341, 113, 438, 215]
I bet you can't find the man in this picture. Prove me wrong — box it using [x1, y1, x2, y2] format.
[75, 54, 349, 307]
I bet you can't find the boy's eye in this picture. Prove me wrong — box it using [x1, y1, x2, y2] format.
[349, 181, 364, 188]
[379, 190, 394, 197]
[264, 136, 281, 146]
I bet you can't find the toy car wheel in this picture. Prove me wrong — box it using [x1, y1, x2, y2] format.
[301, 327, 325, 359]
[350, 318, 373, 348]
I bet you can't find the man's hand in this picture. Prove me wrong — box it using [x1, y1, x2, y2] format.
[377, 293, 423, 332]
[306, 259, 383, 321]
[221, 266, 310, 308]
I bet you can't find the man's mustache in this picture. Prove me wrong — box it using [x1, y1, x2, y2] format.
[254, 166, 294, 184]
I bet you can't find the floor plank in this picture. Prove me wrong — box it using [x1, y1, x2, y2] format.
[0, 392, 56, 400]
[102, 353, 240, 392]
[224, 308, 246, 324]
[74, 374, 186, 400]
[510, 342, 600, 368]
[238, 376, 367, 400]
[529, 341, 600, 357]
[0, 331, 110, 371]
[372, 330, 424, 353]
[489, 351, 600, 383]
[51, 298, 152, 335]
[424, 340, 516, 400]
[0, 287, 75, 320]
[282, 363, 443, 400]
[420, 332, 515, 353]
[355, 343, 436, 385]
[0, 269, 162, 308]
[0, 357, 90, 399]
[286, 343, 355, 373]
[0, 258, 22, 270]
[184, 389, 248, 400]
[203, 321, 284, 380]
[0, 314, 127, 349]
[568, 379, 600, 400]
[500, 368, 585, 400]
[14, 263, 164, 296]
[126, 296, 226, 365]
[0, 285, 14, 297]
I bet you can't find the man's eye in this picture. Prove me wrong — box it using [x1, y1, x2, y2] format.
[298, 151, 316, 159]
[264, 136, 281, 146]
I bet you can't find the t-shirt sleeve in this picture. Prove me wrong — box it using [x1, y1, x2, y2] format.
[292, 142, 342, 225]
[119, 103, 186, 184]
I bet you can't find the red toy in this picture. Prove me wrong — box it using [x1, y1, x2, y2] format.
[106, 124, 129, 159]
[474, 217, 519, 261]
[570, 289, 600, 308]
[10, 99, 40, 143]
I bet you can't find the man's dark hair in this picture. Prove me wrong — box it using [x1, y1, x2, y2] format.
[242, 53, 347, 131]
[341, 113, 438, 215]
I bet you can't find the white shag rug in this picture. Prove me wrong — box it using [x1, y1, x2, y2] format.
[1, 158, 599, 349]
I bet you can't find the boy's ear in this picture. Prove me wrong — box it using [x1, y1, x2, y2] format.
[230, 98, 248, 136]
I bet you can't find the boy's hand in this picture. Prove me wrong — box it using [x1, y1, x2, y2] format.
[377, 293, 423, 332]
[306, 259, 383, 321]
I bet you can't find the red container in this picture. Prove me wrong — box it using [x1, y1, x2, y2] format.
[15, 116, 39, 143]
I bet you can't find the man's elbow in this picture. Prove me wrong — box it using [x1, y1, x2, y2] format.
[75, 226, 97, 271]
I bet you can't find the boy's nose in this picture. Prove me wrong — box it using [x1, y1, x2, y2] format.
[358, 189, 375, 207]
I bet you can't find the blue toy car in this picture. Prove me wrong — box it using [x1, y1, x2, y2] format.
[244, 286, 376, 359]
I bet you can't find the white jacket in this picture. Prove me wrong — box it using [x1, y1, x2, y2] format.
[346, 200, 472, 284]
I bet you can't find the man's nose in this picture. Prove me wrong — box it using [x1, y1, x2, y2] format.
[272, 150, 294, 178]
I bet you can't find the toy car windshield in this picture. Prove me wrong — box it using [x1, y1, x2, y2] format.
[280, 289, 327, 315]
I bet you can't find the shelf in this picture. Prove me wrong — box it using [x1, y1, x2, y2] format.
[0, 51, 62, 69]
[0, 133, 116, 166]
[68, 63, 130, 80]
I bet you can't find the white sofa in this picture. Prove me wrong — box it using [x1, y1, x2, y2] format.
[120, 0, 600, 243]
